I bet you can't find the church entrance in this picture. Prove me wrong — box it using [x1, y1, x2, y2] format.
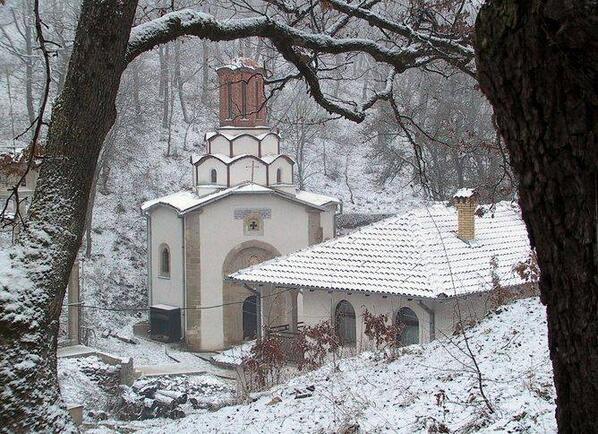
[242, 296, 258, 339]
[222, 241, 281, 346]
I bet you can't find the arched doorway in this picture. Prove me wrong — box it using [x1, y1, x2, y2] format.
[396, 307, 419, 346]
[222, 241, 281, 346]
[334, 300, 356, 346]
[242, 296, 258, 339]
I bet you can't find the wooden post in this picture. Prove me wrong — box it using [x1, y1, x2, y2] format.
[67, 260, 80, 345]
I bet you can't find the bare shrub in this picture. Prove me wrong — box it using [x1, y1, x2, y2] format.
[240, 336, 286, 392]
[293, 321, 340, 371]
[362, 309, 402, 359]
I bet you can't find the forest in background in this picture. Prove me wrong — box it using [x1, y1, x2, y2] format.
[0, 0, 515, 330]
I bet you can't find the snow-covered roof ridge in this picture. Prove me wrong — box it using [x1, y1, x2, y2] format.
[141, 182, 339, 214]
[230, 201, 531, 299]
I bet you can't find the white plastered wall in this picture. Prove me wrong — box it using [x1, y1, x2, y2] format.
[149, 207, 184, 312]
[432, 293, 490, 339]
[320, 205, 337, 240]
[302, 290, 493, 349]
[302, 290, 433, 349]
[197, 194, 313, 350]
[196, 158, 227, 185]
[267, 158, 293, 185]
[260, 134, 279, 155]
[231, 136, 259, 156]
[229, 158, 267, 185]
[210, 135, 230, 155]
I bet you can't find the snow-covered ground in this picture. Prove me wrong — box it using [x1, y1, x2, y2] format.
[211, 340, 255, 366]
[89, 297, 555, 433]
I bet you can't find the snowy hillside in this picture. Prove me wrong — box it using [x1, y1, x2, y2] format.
[111, 297, 556, 433]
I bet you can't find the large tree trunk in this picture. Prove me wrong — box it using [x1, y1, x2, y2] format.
[475, 1, 597, 431]
[0, 0, 137, 430]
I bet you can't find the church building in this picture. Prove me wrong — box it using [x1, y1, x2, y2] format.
[142, 58, 339, 351]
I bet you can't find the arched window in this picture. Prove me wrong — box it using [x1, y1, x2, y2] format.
[227, 81, 233, 119]
[396, 307, 419, 346]
[210, 168, 218, 184]
[334, 300, 356, 346]
[241, 81, 248, 118]
[276, 168, 282, 184]
[159, 244, 170, 278]
[255, 81, 262, 119]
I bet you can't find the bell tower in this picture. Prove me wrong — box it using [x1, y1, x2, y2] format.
[217, 58, 268, 128]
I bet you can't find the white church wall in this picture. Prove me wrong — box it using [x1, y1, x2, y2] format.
[301, 290, 434, 349]
[267, 158, 293, 185]
[231, 135, 259, 156]
[229, 158, 267, 186]
[196, 158, 227, 185]
[321, 205, 336, 240]
[198, 194, 312, 350]
[260, 134, 279, 155]
[149, 207, 185, 314]
[210, 135, 230, 155]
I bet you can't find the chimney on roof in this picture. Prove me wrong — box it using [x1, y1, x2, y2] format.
[453, 188, 479, 241]
[216, 58, 267, 128]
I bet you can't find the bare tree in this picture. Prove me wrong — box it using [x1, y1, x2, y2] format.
[0, 1, 595, 432]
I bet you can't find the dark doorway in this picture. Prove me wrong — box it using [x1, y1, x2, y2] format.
[334, 300, 356, 346]
[242, 296, 258, 339]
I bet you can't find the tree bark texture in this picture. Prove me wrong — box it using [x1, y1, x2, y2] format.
[475, 1, 597, 432]
[0, 0, 137, 430]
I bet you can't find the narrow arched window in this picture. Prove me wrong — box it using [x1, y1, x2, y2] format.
[255, 80, 262, 119]
[210, 168, 218, 184]
[227, 81, 233, 119]
[396, 307, 419, 346]
[241, 81, 248, 118]
[335, 300, 356, 346]
[159, 244, 170, 278]
[276, 168, 282, 184]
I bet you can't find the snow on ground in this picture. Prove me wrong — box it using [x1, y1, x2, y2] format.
[91, 328, 209, 367]
[211, 340, 255, 366]
[58, 356, 120, 422]
[120, 297, 555, 433]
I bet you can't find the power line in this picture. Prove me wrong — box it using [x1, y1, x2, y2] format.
[64, 286, 296, 312]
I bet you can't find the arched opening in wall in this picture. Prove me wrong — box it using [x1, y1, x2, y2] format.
[222, 241, 281, 346]
[242, 295, 258, 339]
[241, 81, 248, 118]
[255, 80, 262, 119]
[276, 168, 282, 184]
[334, 300, 356, 346]
[396, 307, 419, 346]
[227, 81, 233, 119]
[210, 168, 218, 184]
[159, 243, 170, 278]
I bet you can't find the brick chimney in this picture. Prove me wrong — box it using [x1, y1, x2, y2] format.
[216, 58, 267, 127]
[453, 188, 479, 241]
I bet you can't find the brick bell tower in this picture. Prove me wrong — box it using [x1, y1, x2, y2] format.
[217, 58, 268, 128]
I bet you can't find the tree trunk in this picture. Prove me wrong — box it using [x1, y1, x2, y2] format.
[0, 0, 137, 430]
[475, 1, 597, 432]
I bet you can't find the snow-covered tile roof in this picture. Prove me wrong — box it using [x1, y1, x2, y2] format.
[141, 183, 337, 214]
[230, 202, 532, 298]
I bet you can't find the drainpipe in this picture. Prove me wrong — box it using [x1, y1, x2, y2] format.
[146, 215, 152, 306]
[181, 215, 186, 340]
[418, 301, 435, 342]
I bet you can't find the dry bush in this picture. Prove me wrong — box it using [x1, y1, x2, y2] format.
[293, 321, 341, 371]
[240, 336, 286, 391]
[362, 309, 402, 359]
